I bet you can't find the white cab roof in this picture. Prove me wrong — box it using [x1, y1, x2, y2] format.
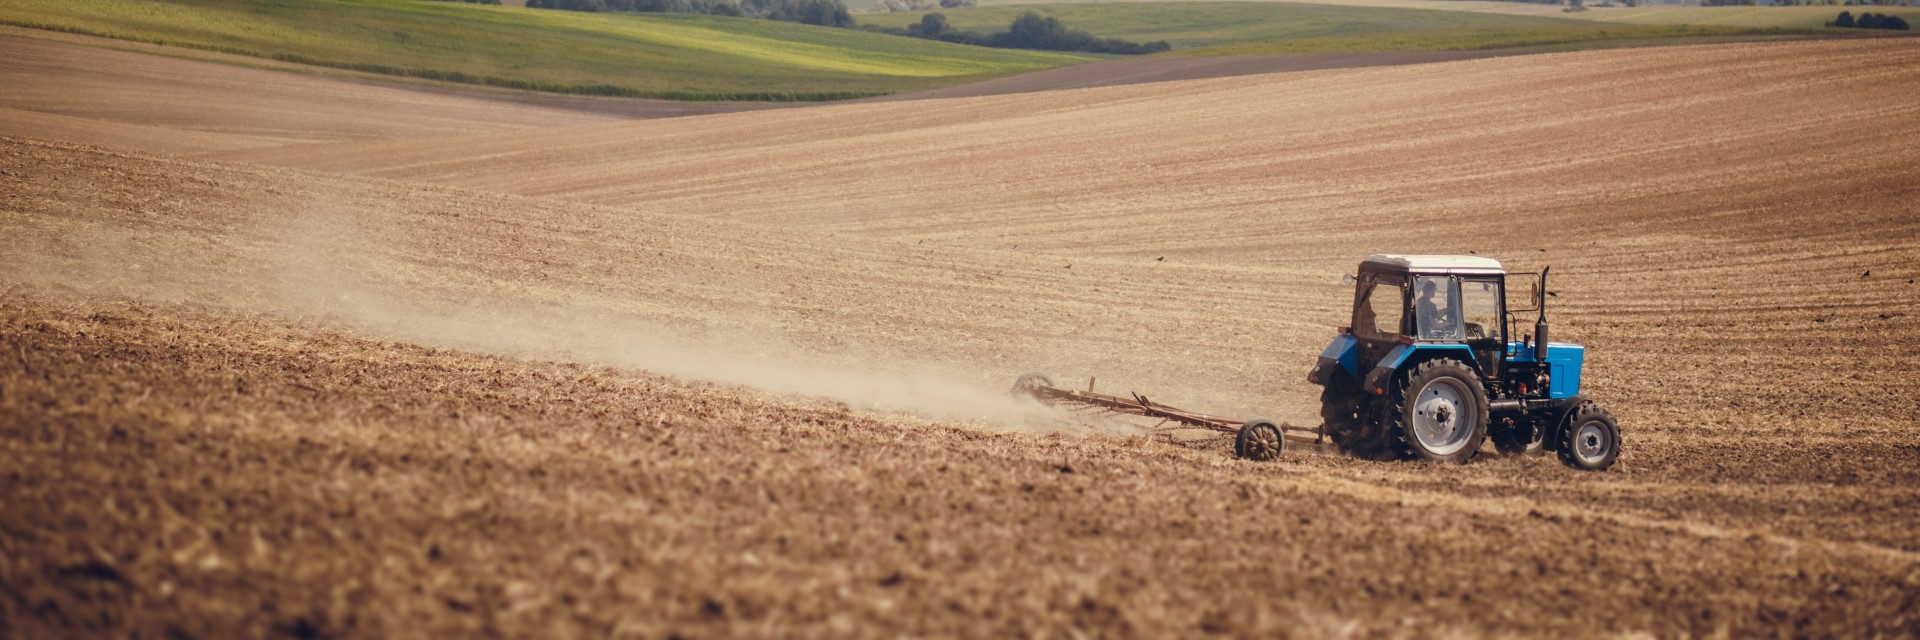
[1363, 254, 1506, 275]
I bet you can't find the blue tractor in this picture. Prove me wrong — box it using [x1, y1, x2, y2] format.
[1306, 255, 1621, 470]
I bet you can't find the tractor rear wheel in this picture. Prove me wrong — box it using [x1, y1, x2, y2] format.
[1558, 403, 1620, 471]
[1323, 384, 1395, 460]
[1386, 359, 1488, 464]
[1320, 384, 1360, 444]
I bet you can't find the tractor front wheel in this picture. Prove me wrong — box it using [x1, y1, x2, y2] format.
[1387, 359, 1488, 464]
[1558, 403, 1621, 471]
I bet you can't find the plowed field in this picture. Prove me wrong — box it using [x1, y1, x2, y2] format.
[4, 33, 1919, 638]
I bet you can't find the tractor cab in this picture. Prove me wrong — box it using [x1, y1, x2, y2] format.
[1344, 254, 1511, 390]
[1308, 254, 1620, 470]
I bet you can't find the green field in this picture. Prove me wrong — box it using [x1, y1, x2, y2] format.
[0, 0, 1090, 100]
[967, 0, 1528, 9]
[858, 2, 1812, 53]
[859, 0, 1920, 26]
[1576, 5, 1920, 28]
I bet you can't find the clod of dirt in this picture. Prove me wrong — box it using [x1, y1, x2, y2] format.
[55, 561, 123, 583]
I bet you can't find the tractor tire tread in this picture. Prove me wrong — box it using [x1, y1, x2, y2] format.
[1386, 358, 1488, 464]
[1557, 402, 1621, 471]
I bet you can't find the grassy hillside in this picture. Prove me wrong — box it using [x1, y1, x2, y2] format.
[969, 0, 1532, 8]
[1577, 5, 1920, 28]
[859, 0, 1919, 34]
[858, 2, 1809, 53]
[848, 0, 1538, 11]
[0, 0, 1089, 101]
[1281, 0, 1920, 28]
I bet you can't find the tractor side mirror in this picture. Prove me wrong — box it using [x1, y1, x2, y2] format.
[1342, 273, 1356, 286]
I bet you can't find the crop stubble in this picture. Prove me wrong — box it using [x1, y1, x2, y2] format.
[3, 35, 1920, 637]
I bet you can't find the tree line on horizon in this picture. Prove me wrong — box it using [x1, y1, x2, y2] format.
[1831, 9, 1912, 26]
[526, 0, 852, 26]
[867, 11, 1171, 54]
[520, 0, 1168, 54]
[873, 0, 974, 11]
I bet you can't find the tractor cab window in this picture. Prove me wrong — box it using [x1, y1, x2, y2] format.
[1351, 273, 1405, 342]
[1414, 276, 1463, 341]
[1460, 279, 1502, 341]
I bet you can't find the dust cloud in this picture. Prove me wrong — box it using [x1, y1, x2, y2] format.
[1, 199, 1099, 431]
[286, 281, 1064, 427]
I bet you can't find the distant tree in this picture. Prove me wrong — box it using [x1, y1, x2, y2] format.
[1834, 9, 1856, 24]
[875, 8, 1165, 53]
[995, 12, 1070, 49]
[1858, 10, 1882, 25]
[1885, 14, 1911, 28]
[796, 0, 853, 26]
[910, 12, 950, 37]
[939, 0, 976, 7]
[741, 0, 852, 26]
[985, 12, 1169, 53]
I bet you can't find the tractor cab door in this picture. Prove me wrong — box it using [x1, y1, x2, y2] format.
[1457, 277, 1506, 380]
[1412, 275, 1505, 378]
[1411, 275, 1463, 341]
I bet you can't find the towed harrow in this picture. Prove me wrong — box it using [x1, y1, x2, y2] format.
[1010, 372, 1322, 461]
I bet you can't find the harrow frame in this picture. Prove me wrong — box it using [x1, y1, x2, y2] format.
[1011, 372, 1321, 460]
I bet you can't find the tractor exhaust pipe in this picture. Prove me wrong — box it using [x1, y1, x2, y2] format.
[1534, 266, 1551, 362]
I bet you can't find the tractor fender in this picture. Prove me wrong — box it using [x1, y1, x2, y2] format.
[1359, 344, 1478, 395]
[1306, 334, 1360, 386]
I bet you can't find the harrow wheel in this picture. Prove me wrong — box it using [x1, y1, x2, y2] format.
[1011, 372, 1055, 403]
[1235, 418, 1285, 462]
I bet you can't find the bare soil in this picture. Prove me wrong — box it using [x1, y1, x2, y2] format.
[4, 34, 1920, 638]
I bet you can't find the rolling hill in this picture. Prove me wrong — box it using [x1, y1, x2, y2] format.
[0, 0, 1089, 100]
[1579, 4, 1920, 28]
[4, 20, 1919, 639]
[857, 2, 1815, 54]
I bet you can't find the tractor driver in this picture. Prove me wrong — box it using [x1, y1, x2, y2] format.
[1416, 279, 1458, 340]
